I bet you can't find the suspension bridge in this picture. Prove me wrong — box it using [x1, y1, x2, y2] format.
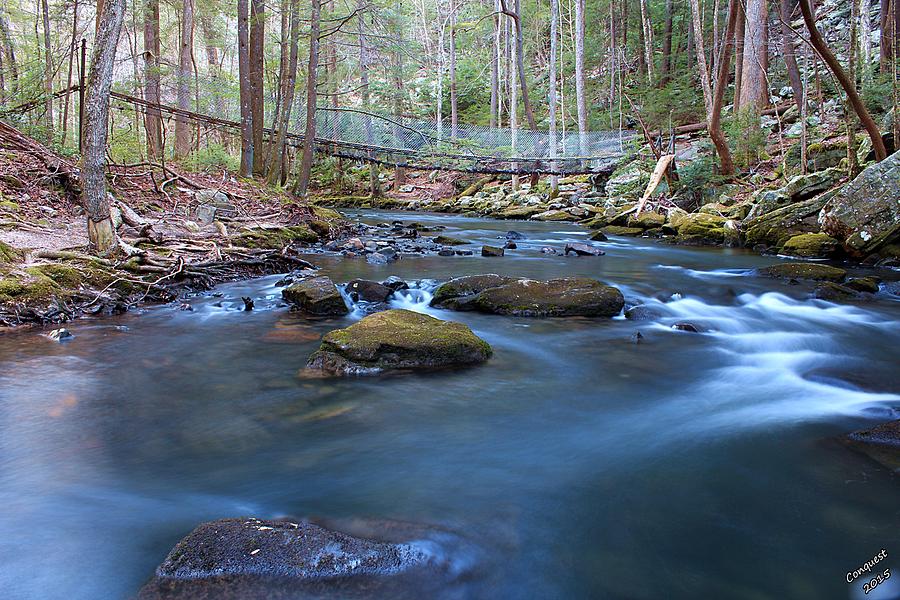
[2, 84, 636, 176]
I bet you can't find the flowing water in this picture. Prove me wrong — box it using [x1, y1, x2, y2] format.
[1, 210, 899, 600]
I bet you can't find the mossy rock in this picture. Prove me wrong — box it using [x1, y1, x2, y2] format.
[755, 262, 847, 282]
[673, 213, 728, 243]
[432, 274, 624, 318]
[232, 225, 318, 249]
[0, 200, 19, 213]
[306, 309, 492, 375]
[0, 240, 22, 264]
[781, 233, 840, 258]
[0, 268, 77, 305]
[601, 226, 644, 237]
[430, 274, 515, 306]
[282, 276, 348, 316]
[433, 235, 468, 246]
[813, 282, 864, 302]
[626, 212, 666, 229]
[743, 191, 835, 249]
[532, 209, 578, 222]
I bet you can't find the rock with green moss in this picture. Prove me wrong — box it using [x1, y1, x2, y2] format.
[746, 168, 842, 219]
[602, 225, 644, 237]
[673, 213, 728, 244]
[0, 241, 22, 265]
[432, 275, 624, 317]
[433, 235, 468, 246]
[743, 191, 835, 249]
[282, 276, 348, 315]
[232, 225, 318, 249]
[627, 211, 666, 229]
[843, 420, 900, 472]
[844, 276, 881, 293]
[781, 233, 840, 258]
[754, 262, 847, 282]
[813, 282, 865, 301]
[306, 309, 491, 375]
[820, 149, 900, 256]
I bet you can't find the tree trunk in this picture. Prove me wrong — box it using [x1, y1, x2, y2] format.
[82, 0, 126, 255]
[689, 0, 714, 116]
[237, 0, 254, 176]
[574, 0, 587, 153]
[175, 0, 194, 157]
[41, 0, 54, 138]
[450, 0, 458, 139]
[249, 0, 265, 174]
[142, 0, 163, 159]
[392, 10, 407, 191]
[780, 0, 804, 111]
[490, 0, 501, 128]
[881, 0, 899, 73]
[639, 0, 654, 82]
[199, 14, 227, 147]
[660, 0, 674, 84]
[549, 0, 559, 192]
[738, 0, 769, 113]
[709, 0, 740, 175]
[733, 0, 746, 111]
[0, 10, 16, 95]
[860, 0, 872, 88]
[799, 0, 888, 160]
[294, 0, 318, 195]
[358, 0, 379, 197]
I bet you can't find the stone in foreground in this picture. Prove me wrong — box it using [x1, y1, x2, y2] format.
[306, 309, 491, 375]
[139, 517, 471, 599]
[843, 420, 900, 472]
[754, 263, 847, 282]
[282, 276, 349, 316]
[780, 233, 840, 258]
[431, 275, 624, 317]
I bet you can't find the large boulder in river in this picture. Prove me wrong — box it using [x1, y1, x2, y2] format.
[283, 276, 349, 315]
[138, 517, 471, 599]
[306, 309, 491, 375]
[754, 262, 847, 282]
[820, 149, 900, 256]
[742, 191, 834, 249]
[843, 420, 900, 472]
[431, 275, 624, 317]
[345, 279, 393, 302]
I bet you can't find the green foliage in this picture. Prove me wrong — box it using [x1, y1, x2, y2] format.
[861, 72, 898, 118]
[725, 109, 767, 171]
[183, 144, 239, 173]
[632, 74, 705, 132]
[676, 152, 729, 194]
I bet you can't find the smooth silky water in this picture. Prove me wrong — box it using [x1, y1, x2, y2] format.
[1, 210, 899, 599]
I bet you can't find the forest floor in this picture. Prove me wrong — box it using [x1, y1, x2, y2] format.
[0, 124, 350, 328]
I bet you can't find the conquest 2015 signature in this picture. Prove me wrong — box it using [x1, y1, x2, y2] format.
[847, 549, 891, 595]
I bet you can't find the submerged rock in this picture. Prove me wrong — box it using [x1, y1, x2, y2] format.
[821, 149, 900, 256]
[755, 263, 847, 282]
[431, 275, 624, 318]
[282, 276, 349, 316]
[305, 309, 491, 375]
[433, 235, 468, 246]
[813, 282, 864, 301]
[139, 517, 473, 600]
[481, 245, 505, 257]
[843, 420, 900, 471]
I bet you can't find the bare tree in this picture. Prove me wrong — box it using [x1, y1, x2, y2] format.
[881, 0, 899, 73]
[142, 0, 163, 158]
[82, 0, 126, 254]
[237, 0, 254, 176]
[659, 0, 674, 84]
[549, 0, 559, 192]
[450, 0, 458, 139]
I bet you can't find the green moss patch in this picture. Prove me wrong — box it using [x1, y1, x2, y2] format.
[232, 225, 318, 249]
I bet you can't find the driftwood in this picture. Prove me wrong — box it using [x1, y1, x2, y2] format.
[635, 154, 676, 216]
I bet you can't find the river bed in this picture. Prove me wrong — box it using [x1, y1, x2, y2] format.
[1, 210, 899, 599]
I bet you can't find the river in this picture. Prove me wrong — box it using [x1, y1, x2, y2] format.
[1, 210, 899, 599]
